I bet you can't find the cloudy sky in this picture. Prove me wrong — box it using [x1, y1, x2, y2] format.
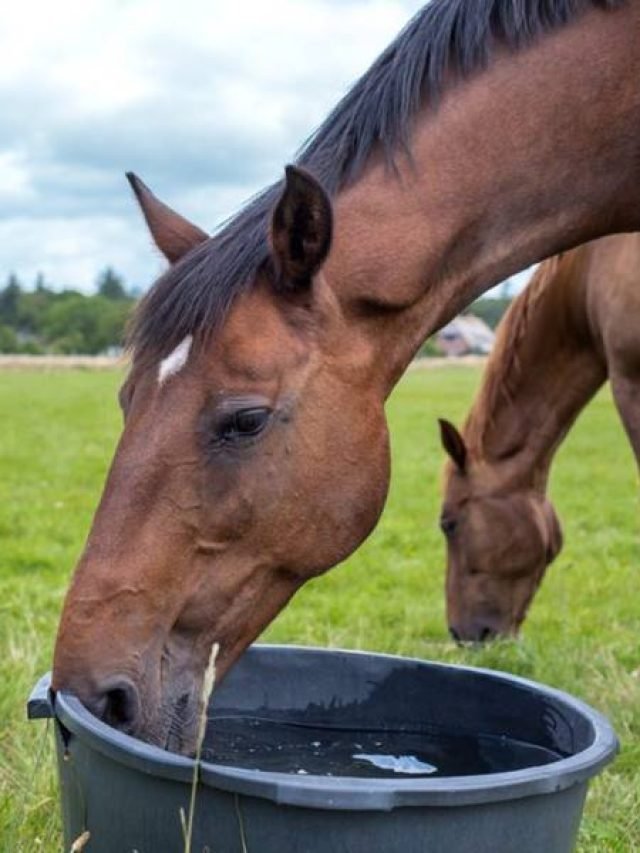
[1, 0, 437, 293]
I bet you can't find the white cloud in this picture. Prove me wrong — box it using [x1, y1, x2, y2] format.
[0, 152, 34, 203]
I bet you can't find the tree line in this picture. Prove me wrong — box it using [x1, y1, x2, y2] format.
[0, 270, 136, 355]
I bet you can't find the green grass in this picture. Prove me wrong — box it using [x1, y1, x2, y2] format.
[0, 366, 637, 851]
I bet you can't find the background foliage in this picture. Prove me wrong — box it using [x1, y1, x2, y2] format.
[0, 270, 135, 355]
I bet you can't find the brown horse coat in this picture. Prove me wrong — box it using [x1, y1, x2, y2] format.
[441, 234, 640, 642]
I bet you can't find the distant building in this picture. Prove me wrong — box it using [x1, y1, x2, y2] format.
[436, 314, 495, 357]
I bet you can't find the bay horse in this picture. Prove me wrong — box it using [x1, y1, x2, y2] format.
[440, 233, 640, 643]
[53, 0, 640, 754]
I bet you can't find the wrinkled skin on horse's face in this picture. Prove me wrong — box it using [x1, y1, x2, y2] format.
[438, 420, 563, 644]
[52, 169, 391, 753]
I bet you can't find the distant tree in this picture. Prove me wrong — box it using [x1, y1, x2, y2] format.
[0, 268, 136, 353]
[467, 296, 513, 330]
[0, 274, 22, 326]
[17, 339, 44, 355]
[34, 272, 48, 292]
[418, 336, 441, 358]
[42, 294, 133, 354]
[0, 324, 19, 353]
[97, 268, 128, 301]
[17, 286, 59, 335]
[95, 297, 133, 351]
[45, 296, 105, 354]
[41, 295, 95, 353]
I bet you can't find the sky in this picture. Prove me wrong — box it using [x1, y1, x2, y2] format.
[0, 0, 529, 295]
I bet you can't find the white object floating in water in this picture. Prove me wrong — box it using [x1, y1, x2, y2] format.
[353, 753, 438, 775]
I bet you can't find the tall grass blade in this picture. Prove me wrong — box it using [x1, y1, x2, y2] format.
[182, 642, 220, 853]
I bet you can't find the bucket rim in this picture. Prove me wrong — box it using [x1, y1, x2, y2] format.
[30, 644, 619, 811]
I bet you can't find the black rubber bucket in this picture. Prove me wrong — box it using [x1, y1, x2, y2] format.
[28, 645, 617, 853]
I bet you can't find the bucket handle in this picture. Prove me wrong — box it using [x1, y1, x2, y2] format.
[27, 672, 54, 720]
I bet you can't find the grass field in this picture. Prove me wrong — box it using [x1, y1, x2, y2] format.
[0, 366, 638, 851]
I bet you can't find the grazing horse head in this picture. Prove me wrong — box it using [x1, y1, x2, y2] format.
[438, 420, 563, 643]
[52, 169, 391, 752]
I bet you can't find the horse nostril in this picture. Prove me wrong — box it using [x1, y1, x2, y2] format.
[448, 625, 495, 644]
[478, 626, 495, 643]
[95, 678, 141, 733]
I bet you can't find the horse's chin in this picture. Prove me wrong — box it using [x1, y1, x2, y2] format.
[128, 665, 202, 756]
[162, 720, 198, 757]
[132, 693, 200, 757]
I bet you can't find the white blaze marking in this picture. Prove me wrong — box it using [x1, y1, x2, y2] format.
[158, 335, 192, 385]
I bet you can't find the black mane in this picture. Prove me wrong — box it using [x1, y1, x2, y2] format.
[128, 0, 621, 360]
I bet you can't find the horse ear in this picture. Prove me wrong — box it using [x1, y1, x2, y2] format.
[271, 165, 333, 290]
[438, 418, 467, 474]
[126, 172, 208, 264]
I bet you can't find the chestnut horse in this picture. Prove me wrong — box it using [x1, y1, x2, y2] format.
[53, 0, 640, 753]
[440, 233, 640, 643]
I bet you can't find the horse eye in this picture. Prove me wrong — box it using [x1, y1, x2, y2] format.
[219, 407, 271, 441]
[440, 516, 457, 536]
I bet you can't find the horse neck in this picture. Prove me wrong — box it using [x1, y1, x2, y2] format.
[466, 246, 607, 493]
[325, 2, 640, 394]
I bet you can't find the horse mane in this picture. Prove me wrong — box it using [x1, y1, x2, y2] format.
[463, 254, 563, 455]
[128, 0, 621, 362]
